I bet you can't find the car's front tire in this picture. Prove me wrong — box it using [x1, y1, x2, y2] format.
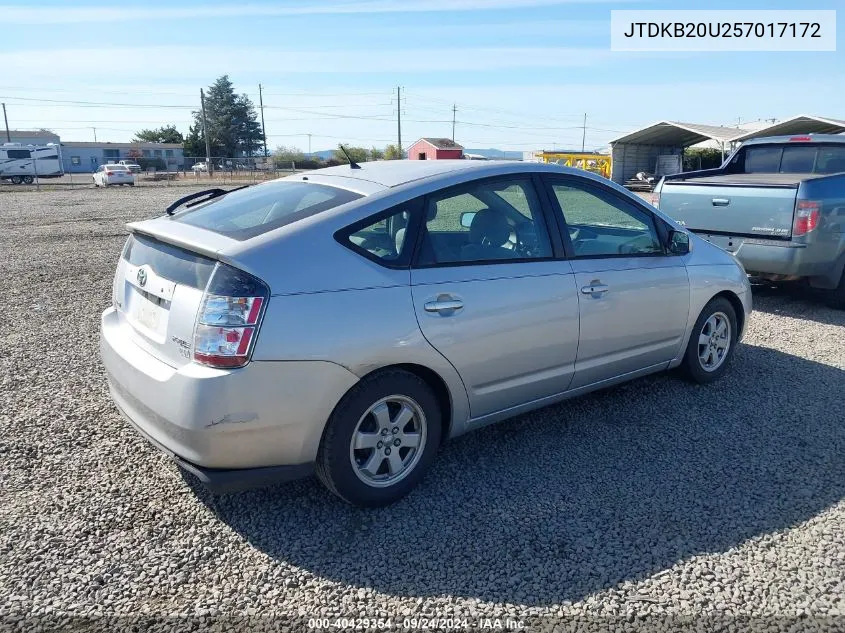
[680, 297, 738, 384]
[316, 369, 441, 507]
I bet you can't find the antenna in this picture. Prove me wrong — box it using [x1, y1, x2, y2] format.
[339, 144, 361, 169]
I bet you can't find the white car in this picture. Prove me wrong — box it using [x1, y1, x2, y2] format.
[192, 162, 209, 173]
[94, 164, 135, 187]
[118, 160, 142, 173]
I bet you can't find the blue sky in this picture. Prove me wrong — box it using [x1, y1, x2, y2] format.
[0, 0, 841, 152]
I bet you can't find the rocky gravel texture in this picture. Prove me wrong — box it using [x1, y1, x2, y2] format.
[1, 187, 843, 632]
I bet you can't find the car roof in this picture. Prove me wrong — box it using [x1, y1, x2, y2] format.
[282, 159, 594, 193]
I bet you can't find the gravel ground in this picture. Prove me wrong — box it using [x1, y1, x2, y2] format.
[1, 187, 843, 632]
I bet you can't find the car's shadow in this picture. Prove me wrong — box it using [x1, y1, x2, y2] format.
[751, 282, 845, 327]
[186, 343, 845, 607]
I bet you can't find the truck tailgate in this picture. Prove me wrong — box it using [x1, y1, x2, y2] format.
[659, 183, 797, 239]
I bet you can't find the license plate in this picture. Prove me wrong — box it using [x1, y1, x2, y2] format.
[135, 295, 161, 331]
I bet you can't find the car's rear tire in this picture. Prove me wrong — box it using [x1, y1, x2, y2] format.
[316, 369, 441, 507]
[22, 176, 33, 185]
[823, 270, 845, 310]
[680, 297, 738, 384]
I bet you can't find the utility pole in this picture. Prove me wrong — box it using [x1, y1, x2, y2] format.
[581, 113, 586, 152]
[307, 133, 312, 156]
[452, 103, 457, 142]
[92, 127, 97, 143]
[396, 86, 402, 156]
[2, 103, 10, 142]
[258, 83, 268, 157]
[200, 88, 213, 176]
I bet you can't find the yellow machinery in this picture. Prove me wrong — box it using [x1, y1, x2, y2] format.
[536, 151, 611, 179]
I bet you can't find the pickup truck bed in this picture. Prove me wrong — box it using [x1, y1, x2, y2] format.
[654, 136, 845, 304]
[667, 173, 827, 187]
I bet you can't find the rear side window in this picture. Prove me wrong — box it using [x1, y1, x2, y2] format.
[744, 146, 782, 173]
[7, 150, 31, 159]
[816, 146, 845, 173]
[174, 181, 362, 240]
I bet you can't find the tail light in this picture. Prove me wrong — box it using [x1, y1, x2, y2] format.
[193, 263, 269, 368]
[650, 191, 660, 208]
[106, 171, 114, 176]
[793, 200, 821, 236]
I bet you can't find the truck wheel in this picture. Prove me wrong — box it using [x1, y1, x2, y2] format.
[680, 297, 738, 384]
[22, 176, 33, 185]
[10, 176, 22, 185]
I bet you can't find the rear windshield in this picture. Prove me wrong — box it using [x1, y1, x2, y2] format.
[172, 181, 362, 240]
[123, 234, 217, 290]
[738, 144, 845, 174]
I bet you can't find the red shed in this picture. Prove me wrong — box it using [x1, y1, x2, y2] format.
[407, 137, 464, 160]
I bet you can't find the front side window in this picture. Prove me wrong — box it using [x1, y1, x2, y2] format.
[417, 178, 552, 265]
[175, 181, 362, 241]
[552, 183, 663, 257]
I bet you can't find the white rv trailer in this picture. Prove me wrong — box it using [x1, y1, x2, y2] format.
[0, 143, 64, 184]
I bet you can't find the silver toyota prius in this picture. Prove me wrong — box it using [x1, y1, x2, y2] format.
[100, 160, 752, 506]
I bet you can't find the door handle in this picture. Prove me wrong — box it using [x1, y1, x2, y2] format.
[424, 298, 464, 314]
[580, 283, 609, 296]
[712, 198, 730, 206]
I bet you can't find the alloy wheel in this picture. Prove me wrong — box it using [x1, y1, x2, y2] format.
[349, 395, 427, 488]
[698, 311, 731, 372]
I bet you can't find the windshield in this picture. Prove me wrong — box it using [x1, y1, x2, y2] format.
[172, 181, 362, 240]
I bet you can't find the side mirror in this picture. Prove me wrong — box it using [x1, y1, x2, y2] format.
[460, 211, 476, 229]
[668, 229, 691, 255]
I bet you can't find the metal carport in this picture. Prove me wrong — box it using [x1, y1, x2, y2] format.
[730, 114, 845, 142]
[609, 121, 745, 185]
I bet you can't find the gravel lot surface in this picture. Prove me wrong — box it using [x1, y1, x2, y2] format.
[1, 187, 843, 632]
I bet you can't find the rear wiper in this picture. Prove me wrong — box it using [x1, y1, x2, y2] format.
[165, 185, 251, 216]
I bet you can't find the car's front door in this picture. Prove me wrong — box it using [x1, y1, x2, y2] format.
[410, 175, 579, 420]
[544, 176, 690, 390]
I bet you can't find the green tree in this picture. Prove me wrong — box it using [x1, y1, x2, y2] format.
[133, 124, 184, 144]
[683, 147, 724, 171]
[332, 144, 369, 164]
[188, 75, 264, 158]
[383, 144, 403, 160]
[183, 123, 205, 157]
[370, 147, 384, 161]
[273, 145, 306, 166]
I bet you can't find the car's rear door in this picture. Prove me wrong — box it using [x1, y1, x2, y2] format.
[543, 175, 690, 389]
[410, 175, 579, 420]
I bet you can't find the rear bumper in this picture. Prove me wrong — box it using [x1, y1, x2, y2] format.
[694, 235, 832, 280]
[115, 394, 314, 493]
[100, 307, 359, 487]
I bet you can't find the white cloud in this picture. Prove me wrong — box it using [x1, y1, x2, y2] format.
[1, 0, 627, 24]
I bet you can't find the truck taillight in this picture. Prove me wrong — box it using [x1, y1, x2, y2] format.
[193, 263, 269, 369]
[793, 200, 821, 236]
[650, 191, 660, 208]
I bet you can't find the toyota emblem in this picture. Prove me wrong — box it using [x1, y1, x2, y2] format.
[137, 268, 147, 287]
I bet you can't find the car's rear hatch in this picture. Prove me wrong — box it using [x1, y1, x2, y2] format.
[658, 175, 802, 241]
[112, 222, 237, 369]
